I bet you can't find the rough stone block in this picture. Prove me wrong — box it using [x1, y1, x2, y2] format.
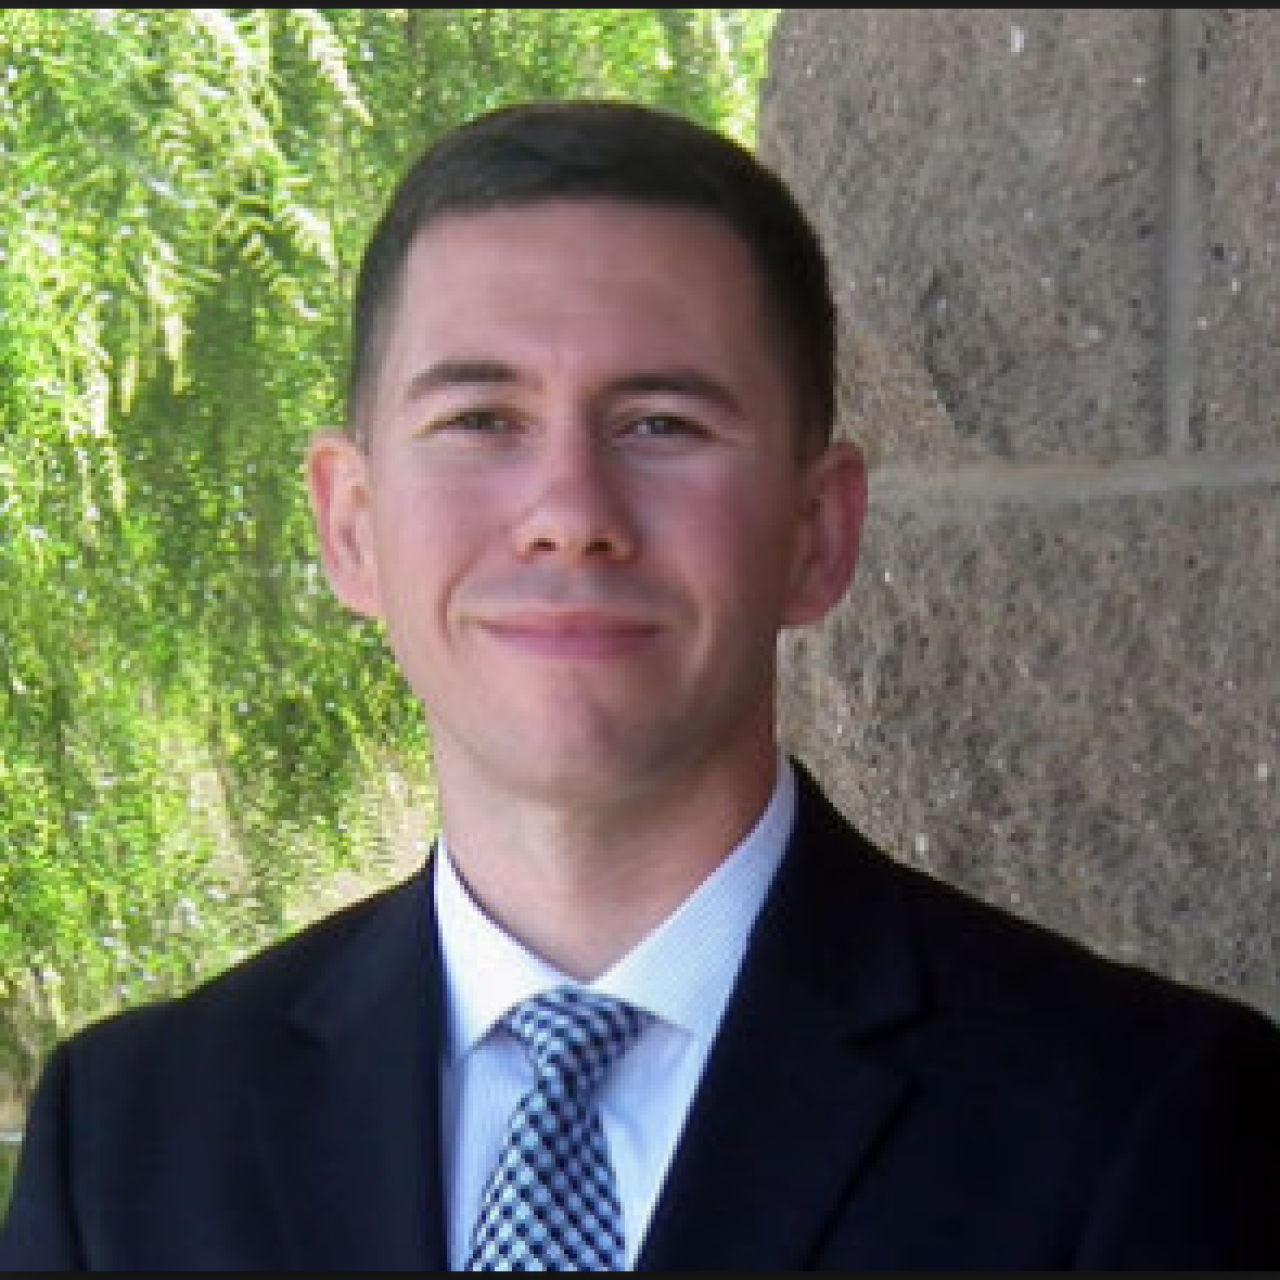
[760, 9, 1167, 463]
[779, 482, 1280, 1016]
[1195, 9, 1280, 454]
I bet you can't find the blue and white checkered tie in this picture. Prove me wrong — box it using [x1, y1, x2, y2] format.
[466, 987, 644, 1270]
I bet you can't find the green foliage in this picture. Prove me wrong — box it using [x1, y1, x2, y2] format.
[0, 1143, 13, 1219]
[0, 7, 779, 1114]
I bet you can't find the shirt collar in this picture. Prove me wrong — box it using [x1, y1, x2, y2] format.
[435, 754, 796, 1061]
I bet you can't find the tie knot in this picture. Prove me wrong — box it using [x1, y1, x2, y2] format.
[505, 987, 643, 1097]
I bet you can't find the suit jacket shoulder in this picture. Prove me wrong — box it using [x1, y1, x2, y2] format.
[0, 860, 450, 1270]
[636, 758, 1280, 1269]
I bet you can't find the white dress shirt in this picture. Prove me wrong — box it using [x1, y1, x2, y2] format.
[435, 754, 796, 1269]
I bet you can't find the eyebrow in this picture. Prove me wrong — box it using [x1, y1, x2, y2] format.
[404, 359, 521, 405]
[606, 370, 743, 415]
[403, 360, 743, 415]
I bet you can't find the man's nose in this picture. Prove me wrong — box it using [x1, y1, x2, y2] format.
[512, 430, 638, 562]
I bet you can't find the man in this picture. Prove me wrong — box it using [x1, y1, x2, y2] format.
[2, 99, 1278, 1270]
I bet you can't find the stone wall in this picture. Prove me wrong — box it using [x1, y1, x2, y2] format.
[764, 9, 1279, 1016]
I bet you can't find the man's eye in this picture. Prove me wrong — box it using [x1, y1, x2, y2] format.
[421, 409, 514, 436]
[630, 413, 700, 438]
[450, 409, 513, 433]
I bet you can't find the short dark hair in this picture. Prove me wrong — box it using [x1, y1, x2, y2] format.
[347, 98, 837, 456]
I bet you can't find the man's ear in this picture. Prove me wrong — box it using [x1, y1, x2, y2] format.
[305, 429, 384, 620]
[783, 441, 868, 627]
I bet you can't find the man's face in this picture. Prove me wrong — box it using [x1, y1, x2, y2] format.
[309, 200, 864, 810]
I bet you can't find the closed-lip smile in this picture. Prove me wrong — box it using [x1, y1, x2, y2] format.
[475, 609, 661, 658]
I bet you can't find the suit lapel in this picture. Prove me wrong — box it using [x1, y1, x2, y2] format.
[236, 766, 925, 1270]
[253, 865, 451, 1270]
[638, 762, 927, 1269]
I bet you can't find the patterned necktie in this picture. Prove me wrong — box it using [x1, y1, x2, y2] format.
[466, 986, 645, 1271]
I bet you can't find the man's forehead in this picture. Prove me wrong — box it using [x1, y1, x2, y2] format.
[401, 197, 754, 269]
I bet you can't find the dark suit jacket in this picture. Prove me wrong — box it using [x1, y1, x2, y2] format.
[3, 759, 1279, 1269]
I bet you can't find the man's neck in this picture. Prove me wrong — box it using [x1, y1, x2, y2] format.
[433, 748, 782, 980]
